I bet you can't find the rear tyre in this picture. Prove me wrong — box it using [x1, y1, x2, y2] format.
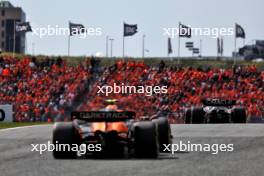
[133, 121, 159, 158]
[52, 122, 78, 159]
[191, 107, 204, 124]
[232, 107, 247, 123]
[152, 117, 172, 152]
[185, 109, 191, 124]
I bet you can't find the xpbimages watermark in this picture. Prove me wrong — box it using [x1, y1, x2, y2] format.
[163, 141, 234, 155]
[163, 26, 234, 38]
[97, 83, 168, 96]
[31, 140, 234, 156]
[31, 25, 103, 38]
[31, 141, 102, 155]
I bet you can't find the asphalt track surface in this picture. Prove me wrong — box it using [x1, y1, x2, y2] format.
[0, 124, 264, 176]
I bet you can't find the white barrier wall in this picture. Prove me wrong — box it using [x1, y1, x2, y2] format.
[0, 104, 13, 122]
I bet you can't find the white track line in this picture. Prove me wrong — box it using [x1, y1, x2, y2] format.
[0, 124, 52, 132]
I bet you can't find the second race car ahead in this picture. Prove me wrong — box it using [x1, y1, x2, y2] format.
[185, 99, 247, 124]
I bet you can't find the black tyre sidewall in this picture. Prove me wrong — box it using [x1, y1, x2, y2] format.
[191, 107, 204, 124]
[185, 109, 191, 124]
[52, 122, 77, 159]
[134, 121, 159, 158]
[152, 117, 171, 152]
[232, 108, 247, 123]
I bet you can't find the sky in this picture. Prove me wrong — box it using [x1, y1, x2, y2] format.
[8, 0, 264, 57]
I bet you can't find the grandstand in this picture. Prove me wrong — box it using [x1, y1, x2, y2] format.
[0, 55, 91, 121]
[0, 54, 263, 123]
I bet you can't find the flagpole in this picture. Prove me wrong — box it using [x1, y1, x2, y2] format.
[168, 37, 172, 58]
[122, 22, 124, 58]
[142, 35, 145, 58]
[221, 37, 224, 57]
[167, 39, 169, 58]
[122, 22, 138, 58]
[217, 38, 218, 57]
[68, 34, 71, 56]
[32, 42, 35, 55]
[109, 38, 114, 58]
[177, 22, 181, 65]
[200, 39, 202, 57]
[13, 20, 16, 58]
[220, 37, 222, 57]
[106, 35, 109, 57]
[167, 38, 169, 57]
[122, 35, 125, 58]
[25, 34, 27, 54]
[68, 21, 71, 57]
[234, 28, 237, 65]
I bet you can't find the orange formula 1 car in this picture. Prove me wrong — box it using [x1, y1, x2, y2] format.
[52, 102, 172, 159]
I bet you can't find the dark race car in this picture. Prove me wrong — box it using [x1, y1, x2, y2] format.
[185, 99, 247, 124]
[52, 101, 172, 159]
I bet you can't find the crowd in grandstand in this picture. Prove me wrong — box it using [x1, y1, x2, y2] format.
[0, 56, 263, 123]
[80, 60, 264, 123]
[0, 56, 90, 121]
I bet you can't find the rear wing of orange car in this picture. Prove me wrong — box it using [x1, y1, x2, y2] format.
[71, 111, 136, 122]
